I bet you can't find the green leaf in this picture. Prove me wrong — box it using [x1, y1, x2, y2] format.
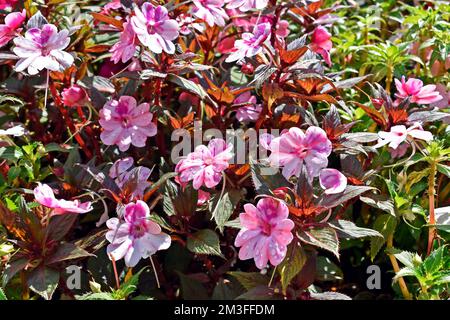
[209, 190, 241, 233]
[223, 217, 242, 229]
[423, 246, 446, 275]
[167, 74, 208, 100]
[329, 220, 383, 239]
[0, 287, 7, 300]
[187, 229, 223, 257]
[278, 243, 307, 294]
[250, 162, 291, 195]
[28, 265, 59, 300]
[176, 271, 209, 300]
[316, 256, 343, 281]
[370, 214, 397, 260]
[394, 251, 422, 269]
[2, 257, 29, 287]
[0, 146, 23, 162]
[297, 227, 339, 258]
[76, 292, 115, 300]
[117, 267, 147, 299]
[227, 272, 269, 290]
[46, 242, 93, 265]
[47, 214, 78, 241]
[437, 164, 450, 178]
[360, 193, 395, 216]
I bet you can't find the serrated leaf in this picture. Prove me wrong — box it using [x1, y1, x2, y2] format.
[76, 292, 115, 300]
[250, 162, 291, 195]
[423, 246, 446, 275]
[394, 251, 421, 269]
[318, 185, 374, 209]
[309, 291, 351, 300]
[437, 164, 450, 178]
[28, 266, 59, 300]
[187, 229, 223, 257]
[228, 272, 269, 290]
[278, 243, 306, 294]
[360, 193, 395, 216]
[176, 271, 209, 300]
[329, 220, 383, 239]
[210, 190, 241, 233]
[46, 243, 93, 265]
[316, 256, 343, 281]
[0, 287, 6, 300]
[297, 227, 339, 258]
[370, 214, 397, 260]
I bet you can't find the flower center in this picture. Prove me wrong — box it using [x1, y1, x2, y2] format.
[130, 222, 147, 238]
[260, 220, 272, 236]
[296, 146, 309, 158]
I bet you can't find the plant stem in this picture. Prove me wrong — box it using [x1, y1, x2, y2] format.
[427, 162, 437, 256]
[387, 234, 412, 300]
[385, 65, 393, 95]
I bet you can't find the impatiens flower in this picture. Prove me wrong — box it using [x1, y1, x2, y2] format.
[109, 156, 134, 179]
[106, 200, 171, 267]
[33, 183, 93, 215]
[394, 76, 442, 105]
[192, 0, 229, 27]
[310, 26, 332, 66]
[131, 3, 179, 54]
[374, 122, 433, 150]
[234, 91, 262, 122]
[175, 138, 233, 190]
[61, 84, 89, 107]
[225, 22, 271, 63]
[235, 198, 294, 269]
[430, 84, 449, 109]
[0, 0, 18, 10]
[99, 96, 157, 152]
[13, 24, 74, 75]
[0, 125, 24, 136]
[225, 0, 268, 12]
[177, 13, 205, 35]
[319, 169, 347, 194]
[110, 20, 138, 64]
[0, 10, 25, 48]
[266, 127, 332, 179]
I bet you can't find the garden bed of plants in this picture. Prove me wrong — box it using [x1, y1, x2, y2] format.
[0, 0, 449, 300]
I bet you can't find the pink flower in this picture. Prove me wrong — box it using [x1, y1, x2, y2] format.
[234, 91, 262, 122]
[109, 157, 152, 199]
[106, 200, 171, 267]
[61, 84, 89, 107]
[430, 84, 449, 109]
[131, 3, 179, 54]
[235, 198, 294, 269]
[310, 26, 332, 66]
[0, 10, 25, 48]
[176, 13, 205, 35]
[175, 138, 233, 190]
[319, 169, 347, 194]
[374, 123, 433, 150]
[266, 127, 332, 179]
[225, 22, 271, 63]
[13, 24, 74, 75]
[101, 0, 122, 15]
[225, 0, 268, 12]
[0, 0, 18, 10]
[192, 0, 229, 27]
[33, 183, 93, 215]
[99, 96, 157, 152]
[394, 76, 443, 105]
[110, 20, 138, 64]
[197, 190, 211, 206]
[389, 142, 409, 159]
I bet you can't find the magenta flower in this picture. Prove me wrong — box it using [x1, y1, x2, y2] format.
[99, 96, 157, 152]
[175, 138, 233, 190]
[235, 198, 294, 269]
[374, 123, 433, 150]
[13, 24, 74, 75]
[310, 26, 332, 66]
[225, 22, 271, 63]
[192, 0, 229, 27]
[109, 157, 151, 199]
[266, 127, 332, 179]
[110, 20, 138, 64]
[62, 84, 89, 107]
[319, 169, 347, 194]
[234, 91, 262, 122]
[106, 200, 171, 267]
[225, 0, 268, 12]
[0, 10, 25, 48]
[33, 183, 93, 215]
[0, 0, 18, 10]
[130, 3, 179, 54]
[394, 76, 443, 105]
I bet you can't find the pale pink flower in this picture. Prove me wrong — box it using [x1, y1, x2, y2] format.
[109, 157, 134, 179]
[310, 26, 332, 66]
[232, 12, 289, 39]
[99, 96, 157, 152]
[130, 3, 179, 54]
[394, 76, 442, 105]
[101, 0, 122, 15]
[235, 198, 294, 269]
[319, 169, 347, 194]
[389, 143, 409, 159]
[192, 0, 229, 27]
[266, 127, 332, 179]
[234, 91, 262, 122]
[225, 0, 268, 12]
[430, 84, 449, 109]
[106, 200, 171, 267]
[13, 24, 74, 75]
[176, 13, 205, 35]
[33, 183, 93, 215]
[175, 138, 233, 190]
[109, 157, 152, 199]
[0, 10, 25, 48]
[225, 22, 271, 63]
[110, 20, 138, 64]
[197, 190, 211, 205]
[374, 123, 433, 150]
[62, 84, 89, 107]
